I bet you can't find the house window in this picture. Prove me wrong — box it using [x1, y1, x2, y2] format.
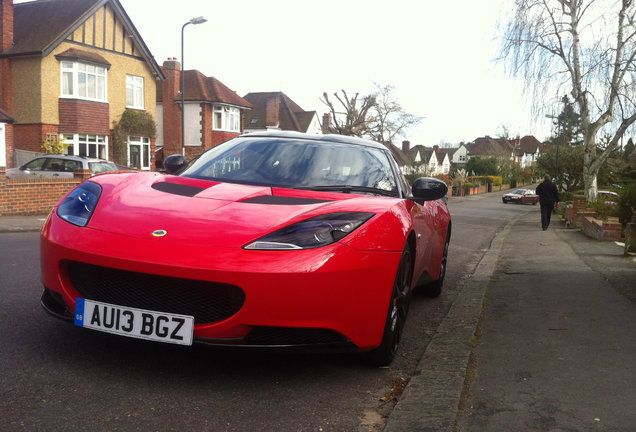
[61, 61, 107, 102]
[62, 133, 108, 160]
[126, 75, 144, 109]
[213, 105, 240, 132]
[128, 136, 150, 170]
[459, 155, 467, 162]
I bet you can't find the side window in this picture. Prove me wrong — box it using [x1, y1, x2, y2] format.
[63, 160, 82, 172]
[23, 158, 47, 171]
[46, 158, 64, 172]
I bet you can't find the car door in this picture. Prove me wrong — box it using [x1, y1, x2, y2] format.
[15, 157, 49, 178]
[42, 158, 73, 178]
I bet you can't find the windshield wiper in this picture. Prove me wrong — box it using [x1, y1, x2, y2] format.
[295, 185, 396, 197]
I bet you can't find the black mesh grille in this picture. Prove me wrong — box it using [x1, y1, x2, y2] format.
[245, 326, 347, 346]
[67, 261, 245, 324]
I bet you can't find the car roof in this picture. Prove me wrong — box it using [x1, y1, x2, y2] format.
[241, 131, 387, 150]
[36, 154, 112, 163]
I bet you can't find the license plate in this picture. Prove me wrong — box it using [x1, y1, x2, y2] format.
[74, 298, 194, 346]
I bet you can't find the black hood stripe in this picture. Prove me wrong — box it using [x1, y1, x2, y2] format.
[152, 182, 206, 197]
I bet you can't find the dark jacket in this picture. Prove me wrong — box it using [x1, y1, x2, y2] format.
[536, 180, 559, 205]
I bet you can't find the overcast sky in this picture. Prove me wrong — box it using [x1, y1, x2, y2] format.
[119, 0, 551, 147]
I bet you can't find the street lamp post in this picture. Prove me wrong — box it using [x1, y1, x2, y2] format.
[180, 16, 207, 156]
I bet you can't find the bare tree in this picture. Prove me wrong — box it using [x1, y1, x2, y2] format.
[320, 90, 376, 137]
[367, 84, 424, 146]
[321, 84, 423, 146]
[500, 0, 636, 201]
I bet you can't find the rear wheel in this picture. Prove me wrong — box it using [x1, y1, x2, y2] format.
[367, 244, 413, 366]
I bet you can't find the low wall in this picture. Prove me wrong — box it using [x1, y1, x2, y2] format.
[582, 216, 622, 241]
[0, 167, 91, 216]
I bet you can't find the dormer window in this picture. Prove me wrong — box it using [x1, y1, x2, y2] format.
[213, 105, 240, 132]
[61, 61, 107, 102]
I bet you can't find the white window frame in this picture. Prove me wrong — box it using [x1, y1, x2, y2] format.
[61, 61, 107, 102]
[126, 75, 144, 109]
[213, 105, 240, 133]
[127, 136, 151, 170]
[62, 133, 108, 160]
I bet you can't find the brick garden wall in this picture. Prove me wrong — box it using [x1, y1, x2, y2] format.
[0, 167, 90, 215]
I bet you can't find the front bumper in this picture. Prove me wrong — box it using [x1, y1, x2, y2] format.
[40, 214, 401, 350]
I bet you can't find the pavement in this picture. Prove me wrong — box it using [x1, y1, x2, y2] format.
[3, 204, 636, 432]
[385, 204, 636, 432]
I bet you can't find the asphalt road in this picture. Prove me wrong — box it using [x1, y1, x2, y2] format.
[0, 193, 536, 431]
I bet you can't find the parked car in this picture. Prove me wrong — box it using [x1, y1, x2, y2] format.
[40, 131, 452, 365]
[597, 190, 619, 206]
[502, 188, 539, 205]
[6, 155, 118, 179]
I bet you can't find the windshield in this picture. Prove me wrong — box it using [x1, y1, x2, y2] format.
[181, 137, 398, 195]
[89, 161, 118, 174]
[512, 189, 526, 194]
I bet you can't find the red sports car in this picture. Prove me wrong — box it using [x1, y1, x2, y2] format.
[40, 131, 451, 365]
[502, 188, 539, 205]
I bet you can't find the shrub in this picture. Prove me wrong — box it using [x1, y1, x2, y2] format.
[617, 184, 636, 225]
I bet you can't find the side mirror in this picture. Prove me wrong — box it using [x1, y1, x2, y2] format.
[411, 177, 448, 202]
[163, 154, 187, 174]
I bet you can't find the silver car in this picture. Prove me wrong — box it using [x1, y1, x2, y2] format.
[6, 155, 118, 179]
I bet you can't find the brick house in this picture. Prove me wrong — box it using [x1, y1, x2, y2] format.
[242, 91, 322, 135]
[156, 59, 252, 162]
[0, 0, 164, 170]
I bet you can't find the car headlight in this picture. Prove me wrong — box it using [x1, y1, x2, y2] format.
[57, 181, 102, 227]
[244, 212, 374, 250]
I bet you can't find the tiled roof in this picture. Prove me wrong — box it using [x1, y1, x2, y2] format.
[243, 92, 316, 133]
[2, 0, 164, 79]
[180, 70, 252, 108]
[510, 135, 543, 155]
[466, 136, 513, 156]
[5, 0, 99, 56]
[55, 47, 111, 67]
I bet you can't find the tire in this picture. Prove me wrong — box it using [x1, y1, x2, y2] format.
[367, 244, 413, 366]
[422, 229, 450, 298]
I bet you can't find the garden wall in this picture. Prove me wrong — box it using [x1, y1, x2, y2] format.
[0, 167, 91, 216]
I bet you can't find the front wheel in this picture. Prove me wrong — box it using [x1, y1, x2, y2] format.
[366, 244, 413, 366]
[421, 229, 450, 298]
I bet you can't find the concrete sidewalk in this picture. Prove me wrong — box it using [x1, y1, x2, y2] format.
[385, 210, 636, 432]
[0, 214, 48, 233]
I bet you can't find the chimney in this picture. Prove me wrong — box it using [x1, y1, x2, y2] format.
[433, 145, 439, 153]
[0, 0, 14, 51]
[162, 57, 181, 71]
[402, 140, 410, 152]
[265, 95, 280, 127]
[158, 57, 184, 156]
[322, 112, 331, 129]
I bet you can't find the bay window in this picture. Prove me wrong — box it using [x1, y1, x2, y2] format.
[213, 105, 240, 132]
[61, 61, 107, 102]
[62, 134, 108, 160]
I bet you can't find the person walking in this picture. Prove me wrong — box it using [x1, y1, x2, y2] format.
[536, 174, 560, 230]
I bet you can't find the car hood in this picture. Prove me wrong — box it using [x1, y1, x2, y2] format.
[85, 172, 396, 248]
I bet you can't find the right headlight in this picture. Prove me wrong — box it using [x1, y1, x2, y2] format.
[244, 212, 374, 250]
[57, 181, 102, 227]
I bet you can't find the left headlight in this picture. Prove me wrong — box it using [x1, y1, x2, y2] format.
[57, 181, 102, 227]
[244, 212, 374, 250]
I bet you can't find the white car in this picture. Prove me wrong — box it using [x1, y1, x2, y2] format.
[6, 155, 118, 179]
